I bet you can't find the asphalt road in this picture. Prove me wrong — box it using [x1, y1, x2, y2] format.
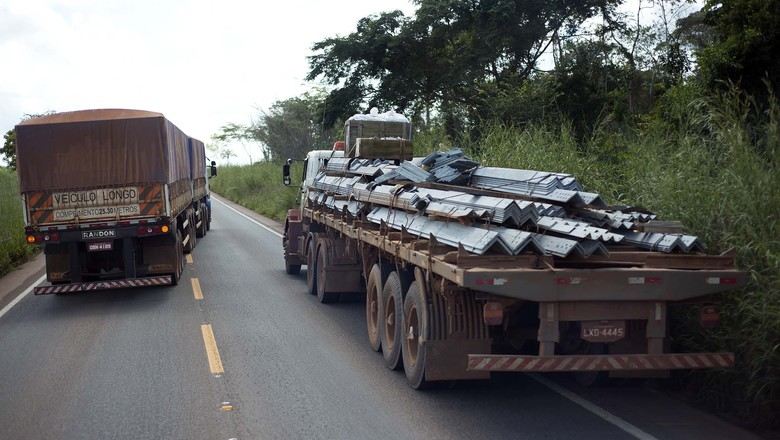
[0, 196, 760, 440]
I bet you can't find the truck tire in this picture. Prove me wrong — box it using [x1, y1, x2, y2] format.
[306, 237, 317, 295]
[285, 259, 301, 275]
[206, 205, 211, 231]
[316, 244, 339, 303]
[196, 206, 207, 238]
[365, 264, 385, 352]
[402, 281, 430, 389]
[184, 213, 197, 254]
[381, 271, 404, 370]
[172, 230, 184, 286]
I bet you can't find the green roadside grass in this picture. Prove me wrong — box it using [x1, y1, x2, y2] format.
[0, 168, 35, 277]
[208, 162, 301, 222]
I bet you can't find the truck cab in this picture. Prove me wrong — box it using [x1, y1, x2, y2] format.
[282, 109, 412, 275]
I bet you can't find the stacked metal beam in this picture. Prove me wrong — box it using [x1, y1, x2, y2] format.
[535, 217, 625, 243]
[308, 148, 704, 257]
[618, 232, 704, 253]
[367, 207, 503, 255]
[470, 167, 606, 208]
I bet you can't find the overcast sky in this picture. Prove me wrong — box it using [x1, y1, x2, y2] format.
[1, 0, 694, 165]
[0, 0, 416, 164]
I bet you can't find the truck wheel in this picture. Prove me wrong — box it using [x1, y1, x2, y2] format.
[285, 259, 301, 275]
[381, 271, 404, 370]
[206, 205, 211, 231]
[306, 238, 317, 295]
[184, 214, 197, 254]
[196, 206, 207, 238]
[402, 281, 430, 389]
[172, 230, 184, 286]
[316, 244, 339, 303]
[365, 264, 385, 352]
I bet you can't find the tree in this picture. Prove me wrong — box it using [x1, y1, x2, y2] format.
[2, 129, 16, 169]
[219, 148, 235, 163]
[307, 0, 618, 138]
[688, 0, 780, 97]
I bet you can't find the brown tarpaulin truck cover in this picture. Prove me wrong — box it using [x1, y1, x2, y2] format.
[15, 109, 199, 193]
[188, 137, 206, 179]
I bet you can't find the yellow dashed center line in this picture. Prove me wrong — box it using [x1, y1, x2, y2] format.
[186, 254, 194, 264]
[200, 324, 225, 374]
[191, 278, 203, 300]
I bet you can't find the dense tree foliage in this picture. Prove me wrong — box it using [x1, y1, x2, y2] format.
[307, 0, 619, 135]
[692, 0, 780, 97]
[2, 129, 16, 170]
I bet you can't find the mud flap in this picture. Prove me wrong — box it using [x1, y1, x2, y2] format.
[424, 339, 492, 381]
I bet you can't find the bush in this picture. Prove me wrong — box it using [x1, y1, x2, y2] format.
[0, 168, 34, 276]
[415, 85, 779, 427]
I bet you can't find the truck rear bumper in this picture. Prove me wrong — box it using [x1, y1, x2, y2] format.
[34, 275, 172, 295]
[466, 352, 734, 372]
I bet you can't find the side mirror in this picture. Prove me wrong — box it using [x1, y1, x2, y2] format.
[282, 159, 292, 186]
[210, 164, 218, 177]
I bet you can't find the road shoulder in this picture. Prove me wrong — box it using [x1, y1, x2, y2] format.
[0, 252, 45, 311]
[210, 193, 285, 235]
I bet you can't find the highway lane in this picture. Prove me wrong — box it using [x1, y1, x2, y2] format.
[0, 196, 759, 440]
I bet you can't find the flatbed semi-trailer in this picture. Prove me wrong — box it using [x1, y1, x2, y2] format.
[282, 111, 747, 389]
[16, 109, 216, 294]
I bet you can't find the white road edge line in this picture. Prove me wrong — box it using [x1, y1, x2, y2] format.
[529, 374, 658, 440]
[214, 195, 657, 439]
[213, 196, 283, 238]
[0, 274, 47, 320]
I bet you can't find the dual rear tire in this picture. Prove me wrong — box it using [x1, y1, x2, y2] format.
[376, 270, 430, 388]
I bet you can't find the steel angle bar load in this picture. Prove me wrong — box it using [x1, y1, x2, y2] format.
[415, 187, 540, 226]
[535, 216, 625, 243]
[618, 232, 704, 253]
[470, 167, 606, 208]
[311, 174, 362, 195]
[352, 183, 422, 211]
[367, 207, 504, 255]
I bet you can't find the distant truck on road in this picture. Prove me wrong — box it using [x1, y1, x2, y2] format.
[16, 109, 215, 294]
[282, 110, 747, 389]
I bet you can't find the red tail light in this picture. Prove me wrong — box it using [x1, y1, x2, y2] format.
[137, 225, 163, 236]
[483, 302, 504, 326]
[700, 305, 721, 328]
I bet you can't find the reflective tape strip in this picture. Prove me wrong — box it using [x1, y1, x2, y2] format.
[467, 353, 735, 372]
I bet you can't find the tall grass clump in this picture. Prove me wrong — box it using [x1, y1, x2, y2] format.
[209, 162, 301, 222]
[0, 168, 34, 276]
[420, 85, 778, 427]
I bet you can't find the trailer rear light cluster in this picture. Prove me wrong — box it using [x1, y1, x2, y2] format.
[137, 225, 168, 236]
[483, 302, 504, 326]
[700, 305, 721, 328]
[26, 232, 60, 244]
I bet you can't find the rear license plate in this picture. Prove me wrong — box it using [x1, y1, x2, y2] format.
[581, 320, 626, 343]
[87, 241, 113, 252]
[82, 229, 116, 240]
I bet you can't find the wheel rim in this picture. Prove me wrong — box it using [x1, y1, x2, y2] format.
[406, 304, 419, 366]
[385, 296, 396, 348]
[368, 286, 379, 333]
[317, 249, 326, 297]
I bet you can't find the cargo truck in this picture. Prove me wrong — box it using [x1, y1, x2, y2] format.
[282, 110, 747, 389]
[16, 109, 215, 294]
